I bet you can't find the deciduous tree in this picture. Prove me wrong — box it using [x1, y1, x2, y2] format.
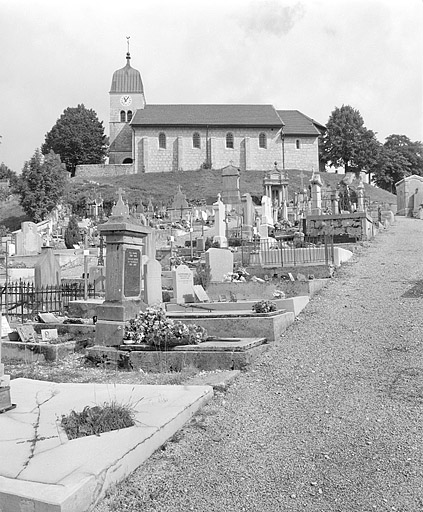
[372, 135, 422, 192]
[42, 104, 108, 176]
[321, 105, 380, 177]
[16, 149, 67, 222]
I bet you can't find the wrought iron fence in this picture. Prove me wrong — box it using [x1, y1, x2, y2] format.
[0, 281, 98, 323]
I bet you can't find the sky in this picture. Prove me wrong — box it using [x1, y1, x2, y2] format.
[0, 0, 422, 173]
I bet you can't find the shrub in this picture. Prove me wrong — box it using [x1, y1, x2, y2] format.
[61, 402, 135, 440]
[252, 300, 277, 314]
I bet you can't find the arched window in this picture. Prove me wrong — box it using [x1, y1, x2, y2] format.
[193, 132, 201, 149]
[296, 139, 301, 149]
[127, 110, 133, 122]
[120, 111, 126, 122]
[159, 132, 166, 149]
[226, 132, 234, 149]
[259, 132, 267, 149]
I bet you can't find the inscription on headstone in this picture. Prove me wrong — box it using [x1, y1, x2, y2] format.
[124, 248, 141, 297]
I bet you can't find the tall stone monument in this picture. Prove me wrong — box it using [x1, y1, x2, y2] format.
[212, 194, 228, 247]
[310, 168, 323, 215]
[95, 189, 151, 347]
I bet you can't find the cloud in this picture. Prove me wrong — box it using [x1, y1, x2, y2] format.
[240, 0, 306, 37]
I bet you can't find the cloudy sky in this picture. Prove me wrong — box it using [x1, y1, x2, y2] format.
[0, 0, 422, 172]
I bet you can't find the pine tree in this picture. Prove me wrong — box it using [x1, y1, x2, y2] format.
[64, 216, 81, 249]
[15, 149, 67, 222]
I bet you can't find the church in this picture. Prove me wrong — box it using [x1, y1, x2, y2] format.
[76, 50, 325, 177]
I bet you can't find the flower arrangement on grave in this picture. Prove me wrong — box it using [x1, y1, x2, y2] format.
[124, 306, 208, 349]
[251, 300, 277, 314]
[223, 266, 250, 282]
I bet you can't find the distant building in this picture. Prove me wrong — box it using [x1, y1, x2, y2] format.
[395, 175, 423, 216]
[76, 51, 325, 177]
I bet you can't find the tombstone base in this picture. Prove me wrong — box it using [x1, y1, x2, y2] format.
[95, 320, 126, 347]
[95, 300, 145, 322]
[95, 299, 146, 347]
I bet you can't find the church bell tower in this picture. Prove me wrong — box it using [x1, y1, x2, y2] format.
[109, 38, 145, 164]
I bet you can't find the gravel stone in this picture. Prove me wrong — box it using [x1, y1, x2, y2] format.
[94, 217, 423, 512]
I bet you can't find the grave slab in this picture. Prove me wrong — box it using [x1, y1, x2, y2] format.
[87, 337, 268, 372]
[0, 379, 212, 512]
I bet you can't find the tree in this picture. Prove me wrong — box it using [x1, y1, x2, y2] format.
[0, 162, 18, 200]
[16, 149, 68, 222]
[42, 104, 108, 176]
[372, 134, 422, 192]
[64, 216, 81, 249]
[321, 105, 380, 177]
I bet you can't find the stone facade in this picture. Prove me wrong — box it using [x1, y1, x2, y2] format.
[284, 136, 319, 170]
[133, 127, 283, 173]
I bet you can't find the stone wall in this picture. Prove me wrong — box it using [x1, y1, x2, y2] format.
[75, 164, 135, 178]
[306, 212, 374, 240]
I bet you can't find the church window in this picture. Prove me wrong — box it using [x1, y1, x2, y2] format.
[159, 132, 166, 149]
[120, 110, 126, 122]
[259, 132, 267, 149]
[193, 132, 201, 149]
[226, 132, 234, 149]
[127, 110, 133, 122]
[296, 139, 301, 149]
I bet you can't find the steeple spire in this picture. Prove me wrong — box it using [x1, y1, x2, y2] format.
[126, 36, 131, 63]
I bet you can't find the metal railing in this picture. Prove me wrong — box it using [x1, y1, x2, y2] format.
[0, 281, 99, 323]
[239, 235, 334, 267]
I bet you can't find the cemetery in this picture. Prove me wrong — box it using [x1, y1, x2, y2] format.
[0, 165, 397, 511]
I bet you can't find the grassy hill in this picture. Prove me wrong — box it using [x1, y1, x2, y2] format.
[0, 169, 396, 231]
[73, 169, 396, 207]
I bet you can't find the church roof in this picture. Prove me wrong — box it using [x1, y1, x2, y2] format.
[277, 110, 325, 136]
[110, 53, 144, 94]
[131, 104, 283, 127]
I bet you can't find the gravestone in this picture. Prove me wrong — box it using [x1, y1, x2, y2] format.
[14, 221, 42, 256]
[16, 324, 37, 342]
[193, 284, 210, 303]
[34, 247, 61, 288]
[172, 264, 195, 303]
[41, 329, 58, 341]
[206, 248, 234, 283]
[95, 189, 151, 346]
[221, 164, 241, 209]
[144, 258, 163, 305]
[89, 266, 106, 293]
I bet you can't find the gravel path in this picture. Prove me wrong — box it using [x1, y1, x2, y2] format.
[95, 216, 423, 512]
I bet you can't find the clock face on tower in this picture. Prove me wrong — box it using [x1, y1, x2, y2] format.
[120, 95, 132, 106]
